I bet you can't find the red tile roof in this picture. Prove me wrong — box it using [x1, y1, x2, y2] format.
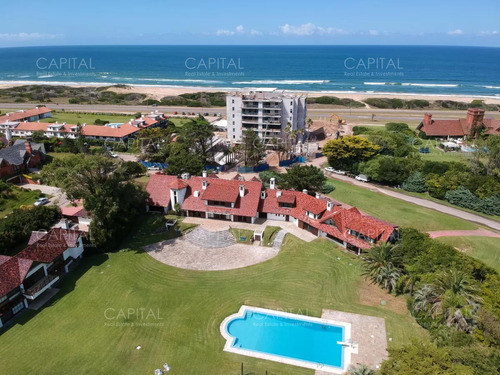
[169, 179, 188, 190]
[277, 194, 296, 205]
[146, 174, 178, 207]
[18, 228, 82, 263]
[417, 110, 500, 137]
[61, 205, 87, 217]
[0, 107, 52, 123]
[0, 257, 33, 296]
[200, 180, 240, 203]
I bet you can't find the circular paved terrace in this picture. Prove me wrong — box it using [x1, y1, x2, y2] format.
[143, 227, 280, 271]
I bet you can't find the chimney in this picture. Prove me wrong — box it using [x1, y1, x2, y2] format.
[270, 177, 276, 189]
[260, 190, 266, 199]
[239, 184, 245, 197]
[424, 113, 432, 127]
[327, 201, 334, 211]
[181, 172, 191, 180]
[302, 189, 308, 195]
[276, 190, 282, 198]
[466, 108, 485, 126]
[202, 180, 208, 190]
[25, 138, 33, 154]
[202, 170, 207, 178]
[315, 192, 321, 199]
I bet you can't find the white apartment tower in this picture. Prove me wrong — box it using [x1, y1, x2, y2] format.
[226, 89, 307, 144]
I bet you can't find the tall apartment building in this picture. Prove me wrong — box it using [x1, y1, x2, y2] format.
[226, 89, 307, 144]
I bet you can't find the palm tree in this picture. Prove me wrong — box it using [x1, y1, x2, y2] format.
[412, 270, 482, 332]
[362, 242, 402, 293]
[347, 364, 376, 375]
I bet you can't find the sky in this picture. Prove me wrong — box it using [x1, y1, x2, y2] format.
[1, 0, 499, 47]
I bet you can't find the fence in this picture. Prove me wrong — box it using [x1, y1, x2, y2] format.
[237, 163, 269, 174]
[279, 156, 305, 167]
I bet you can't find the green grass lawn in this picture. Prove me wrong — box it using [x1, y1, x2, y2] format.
[328, 178, 478, 231]
[0, 186, 44, 217]
[230, 228, 254, 244]
[436, 236, 500, 273]
[39, 111, 132, 125]
[169, 117, 191, 127]
[0, 220, 427, 374]
[262, 225, 281, 246]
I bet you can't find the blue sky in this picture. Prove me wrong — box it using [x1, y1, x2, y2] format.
[1, 0, 499, 47]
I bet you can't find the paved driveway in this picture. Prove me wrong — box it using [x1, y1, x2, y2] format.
[18, 183, 69, 207]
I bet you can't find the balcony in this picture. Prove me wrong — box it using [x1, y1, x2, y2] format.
[23, 274, 59, 300]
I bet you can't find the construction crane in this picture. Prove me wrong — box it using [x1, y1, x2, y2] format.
[330, 114, 346, 125]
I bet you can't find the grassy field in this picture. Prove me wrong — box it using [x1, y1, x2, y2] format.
[262, 225, 281, 246]
[0, 218, 427, 375]
[169, 117, 191, 127]
[0, 185, 44, 217]
[327, 178, 478, 231]
[39, 111, 132, 125]
[436, 236, 500, 273]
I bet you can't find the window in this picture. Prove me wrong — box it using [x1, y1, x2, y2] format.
[290, 109, 293, 113]
[12, 301, 24, 314]
[233, 121, 235, 125]
[232, 107, 234, 111]
[232, 114, 235, 118]
[233, 128, 235, 132]
[233, 135, 235, 139]
[290, 101, 293, 105]
[232, 99, 234, 103]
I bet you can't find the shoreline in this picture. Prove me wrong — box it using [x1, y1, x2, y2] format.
[0, 81, 500, 104]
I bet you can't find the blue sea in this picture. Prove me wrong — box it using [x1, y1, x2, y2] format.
[0, 45, 500, 97]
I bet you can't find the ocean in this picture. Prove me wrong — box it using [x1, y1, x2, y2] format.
[0, 45, 499, 97]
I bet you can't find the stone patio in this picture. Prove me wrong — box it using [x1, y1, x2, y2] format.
[143, 236, 280, 271]
[316, 310, 388, 374]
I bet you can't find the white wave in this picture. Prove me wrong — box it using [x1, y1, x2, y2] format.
[233, 79, 330, 85]
[401, 83, 459, 88]
[37, 74, 55, 79]
[363, 82, 401, 86]
[138, 78, 224, 84]
[483, 85, 500, 89]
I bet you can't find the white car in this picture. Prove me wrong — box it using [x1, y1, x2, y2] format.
[110, 152, 118, 158]
[355, 174, 370, 182]
[34, 197, 49, 206]
[332, 169, 346, 175]
[148, 166, 161, 171]
[324, 167, 335, 173]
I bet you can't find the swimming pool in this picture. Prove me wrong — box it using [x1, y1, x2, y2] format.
[220, 306, 352, 373]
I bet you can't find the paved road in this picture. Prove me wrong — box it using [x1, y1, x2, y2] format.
[18, 183, 69, 208]
[428, 229, 500, 238]
[310, 157, 500, 231]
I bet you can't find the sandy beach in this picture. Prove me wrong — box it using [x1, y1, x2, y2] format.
[0, 82, 499, 104]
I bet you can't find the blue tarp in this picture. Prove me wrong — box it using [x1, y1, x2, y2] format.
[279, 156, 305, 167]
[237, 163, 270, 173]
[140, 160, 167, 169]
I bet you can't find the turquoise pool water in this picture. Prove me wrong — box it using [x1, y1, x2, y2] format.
[226, 310, 345, 369]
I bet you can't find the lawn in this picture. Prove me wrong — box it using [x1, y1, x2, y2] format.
[230, 228, 254, 244]
[0, 221, 427, 374]
[262, 225, 281, 246]
[436, 236, 500, 273]
[39, 111, 132, 125]
[169, 117, 191, 127]
[328, 178, 478, 231]
[0, 185, 44, 217]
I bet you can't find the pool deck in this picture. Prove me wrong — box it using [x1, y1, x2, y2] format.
[316, 310, 388, 374]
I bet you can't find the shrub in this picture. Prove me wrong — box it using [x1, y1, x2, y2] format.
[352, 126, 371, 135]
[402, 172, 427, 193]
[320, 183, 335, 194]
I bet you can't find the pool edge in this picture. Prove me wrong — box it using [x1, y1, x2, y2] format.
[220, 305, 352, 374]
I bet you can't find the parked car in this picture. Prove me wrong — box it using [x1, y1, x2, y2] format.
[324, 167, 335, 173]
[110, 152, 118, 158]
[332, 169, 346, 175]
[148, 166, 161, 171]
[355, 174, 370, 182]
[152, 104, 158, 107]
[34, 197, 49, 206]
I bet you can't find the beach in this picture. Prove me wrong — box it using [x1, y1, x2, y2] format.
[1, 82, 499, 105]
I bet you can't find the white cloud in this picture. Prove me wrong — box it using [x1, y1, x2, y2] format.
[280, 23, 348, 36]
[216, 29, 235, 36]
[478, 30, 498, 36]
[0, 32, 60, 41]
[216, 25, 262, 37]
[368, 30, 379, 36]
[447, 29, 464, 35]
